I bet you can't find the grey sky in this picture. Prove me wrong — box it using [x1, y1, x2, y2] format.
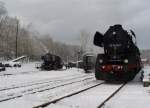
[1, 0, 150, 49]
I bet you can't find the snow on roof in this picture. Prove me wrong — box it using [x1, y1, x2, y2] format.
[82, 53, 95, 57]
[11, 56, 27, 62]
[141, 58, 148, 62]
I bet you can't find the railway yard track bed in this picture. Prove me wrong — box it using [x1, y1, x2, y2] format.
[44, 83, 124, 108]
[0, 65, 150, 108]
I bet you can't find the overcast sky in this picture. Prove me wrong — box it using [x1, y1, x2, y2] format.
[1, 0, 150, 49]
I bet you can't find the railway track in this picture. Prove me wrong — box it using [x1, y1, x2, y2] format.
[0, 73, 91, 91]
[97, 83, 126, 108]
[33, 81, 104, 108]
[32, 82, 126, 108]
[0, 74, 94, 102]
[0, 69, 127, 108]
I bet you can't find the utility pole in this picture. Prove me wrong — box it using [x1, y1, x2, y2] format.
[77, 51, 80, 72]
[15, 18, 19, 58]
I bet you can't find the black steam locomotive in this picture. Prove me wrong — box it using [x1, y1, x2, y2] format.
[41, 53, 63, 70]
[94, 24, 142, 81]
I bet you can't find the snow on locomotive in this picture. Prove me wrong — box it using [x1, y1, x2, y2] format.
[40, 53, 63, 70]
[94, 24, 142, 81]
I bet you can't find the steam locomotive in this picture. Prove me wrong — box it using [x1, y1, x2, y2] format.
[94, 24, 142, 81]
[41, 53, 63, 70]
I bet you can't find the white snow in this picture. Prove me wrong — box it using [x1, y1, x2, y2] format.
[104, 72, 150, 108]
[46, 68, 150, 108]
[143, 66, 150, 82]
[0, 62, 93, 108]
[46, 83, 122, 108]
[0, 63, 85, 87]
[11, 56, 27, 62]
[0, 63, 150, 108]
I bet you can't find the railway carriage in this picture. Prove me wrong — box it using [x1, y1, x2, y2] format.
[83, 53, 96, 73]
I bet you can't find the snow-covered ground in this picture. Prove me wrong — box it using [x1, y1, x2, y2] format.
[0, 63, 85, 87]
[0, 62, 95, 108]
[46, 83, 122, 108]
[0, 63, 150, 108]
[46, 67, 150, 108]
[104, 70, 150, 108]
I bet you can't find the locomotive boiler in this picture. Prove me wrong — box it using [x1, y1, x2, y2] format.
[94, 24, 142, 81]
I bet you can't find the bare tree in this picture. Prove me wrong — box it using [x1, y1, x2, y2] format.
[77, 29, 91, 56]
[0, 2, 81, 61]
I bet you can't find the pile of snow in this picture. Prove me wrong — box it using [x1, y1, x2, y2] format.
[142, 66, 150, 87]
